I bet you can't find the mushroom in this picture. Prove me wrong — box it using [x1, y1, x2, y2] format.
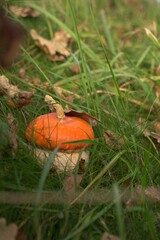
[25, 95, 94, 171]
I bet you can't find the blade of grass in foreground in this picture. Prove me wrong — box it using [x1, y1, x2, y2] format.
[34, 147, 60, 230]
[71, 150, 126, 205]
[113, 184, 126, 240]
[88, 1, 125, 110]
[64, 203, 114, 240]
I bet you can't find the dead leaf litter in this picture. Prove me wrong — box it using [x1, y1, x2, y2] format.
[30, 29, 71, 61]
[9, 6, 40, 18]
[0, 75, 33, 108]
[0, 218, 18, 240]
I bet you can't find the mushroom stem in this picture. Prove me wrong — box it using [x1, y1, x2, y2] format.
[45, 95, 65, 119]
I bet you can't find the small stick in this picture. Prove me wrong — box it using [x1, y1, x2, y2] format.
[0, 186, 160, 205]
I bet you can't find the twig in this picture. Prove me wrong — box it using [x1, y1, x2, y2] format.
[0, 185, 160, 205]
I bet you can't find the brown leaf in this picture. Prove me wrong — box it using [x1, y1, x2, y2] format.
[7, 113, 18, 158]
[125, 185, 143, 208]
[153, 121, 160, 135]
[30, 29, 71, 61]
[54, 86, 75, 103]
[145, 186, 160, 201]
[18, 68, 26, 79]
[17, 91, 33, 108]
[49, 55, 65, 62]
[70, 64, 81, 74]
[0, 75, 33, 108]
[9, 5, 40, 18]
[125, 185, 160, 207]
[63, 174, 83, 195]
[64, 109, 97, 126]
[100, 232, 119, 240]
[104, 130, 125, 149]
[0, 7, 24, 67]
[137, 118, 160, 143]
[0, 218, 18, 240]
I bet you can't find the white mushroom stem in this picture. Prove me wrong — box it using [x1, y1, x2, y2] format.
[44, 95, 65, 119]
[34, 148, 89, 172]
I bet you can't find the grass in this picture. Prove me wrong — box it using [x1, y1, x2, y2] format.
[1, 0, 160, 239]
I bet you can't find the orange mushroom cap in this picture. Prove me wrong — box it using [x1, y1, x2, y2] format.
[25, 112, 94, 150]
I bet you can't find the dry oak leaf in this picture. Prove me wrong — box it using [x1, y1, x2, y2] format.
[63, 174, 83, 195]
[70, 63, 81, 74]
[104, 130, 125, 149]
[125, 185, 160, 208]
[54, 86, 75, 103]
[7, 113, 18, 158]
[138, 118, 160, 143]
[9, 6, 40, 18]
[0, 218, 18, 240]
[0, 75, 33, 108]
[100, 232, 119, 240]
[30, 29, 71, 61]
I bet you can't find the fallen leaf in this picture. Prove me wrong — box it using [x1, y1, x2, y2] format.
[48, 55, 65, 61]
[0, 218, 18, 240]
[100, 232, 119, 240]
[145, 186, 160, 201]
[18, 68, 26, 79]
[0, 7, 24, 67]
[63, 174, 83, 195]
[137, 118, 160, 144]
[153, 121, 160, 135]
[70, 64, 81, 74]
[30, 29, 71, 61]
[9, 5, 40, 18]
[17, 91, 33, 108]
[0, 75, 33, 108]
[104, 130, 125, 149]
[7, 113, 18, 158]
[125, 185, 143, 208]
[64, 109, 97, 126]
[125, 185, 160, 207]
[54, 86, 75, 103]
